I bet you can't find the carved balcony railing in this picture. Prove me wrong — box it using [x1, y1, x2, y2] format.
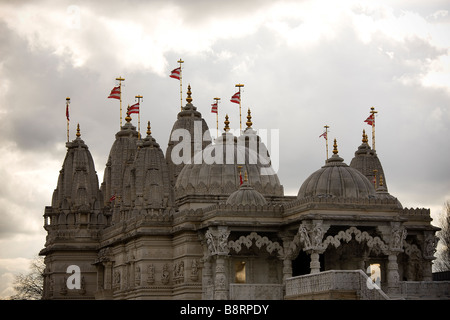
[285, 270, 389, 300]
[229, 284, 284, 300]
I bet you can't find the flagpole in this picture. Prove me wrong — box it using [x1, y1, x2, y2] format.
[116, 76, 125, 128]
[214, 97, 220, 138]
[66, 97, 70, 142]
[235, 83, 244, 131]
[178, 59, 184, 111]
[370, 107, 378, 150]
[324, 125, 329, 160]
[135, 95, 143, 139]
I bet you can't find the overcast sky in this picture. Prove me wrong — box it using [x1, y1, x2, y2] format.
[0, 0, 449, 298]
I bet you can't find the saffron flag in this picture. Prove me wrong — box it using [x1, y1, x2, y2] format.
[170, 67, 181, 80]
[319, 131, 327, 139]
[211, 102, 218, 114]
[66, 104, 69, 121]
[108, 86, 121, 99]
[364, 114, 374, 126]
[230, 91, 240, 104]
[128, 102, 139, 114]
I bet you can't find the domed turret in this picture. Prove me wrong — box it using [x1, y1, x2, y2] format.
[226, 172, 267, 206]
[175, 115, 283, 208]
[166, 85, 212, 187]
[51, 124, 102, 211]
[126, 121, 173, 210]
[100, 111, 139, 208]
[298, 139, 376, 199]
[350, 130, 388, 190]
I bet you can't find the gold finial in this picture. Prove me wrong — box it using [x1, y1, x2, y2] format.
[147, 121, 151, 136]
[379, 174, 384, 187]
[246, 108, 252, 129]
[76, 123, 81, 137]
[244, 170, 248, 182]
[186, 84, 192, 103]
[333, 138, 338, 155]
[125, 105, 131, 123]
[224, 114, 230, 132]
[362, 129, 368, 143]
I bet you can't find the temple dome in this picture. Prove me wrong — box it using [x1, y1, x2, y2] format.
[51, 124, 102, 211]
[100, 115, 139, 208]
[174, 128, 283, 201]
[226, 177, 267, 206]
[350, 130, 388, 190]
[124, 122, 173, 210]
[298, 139, 376, 200]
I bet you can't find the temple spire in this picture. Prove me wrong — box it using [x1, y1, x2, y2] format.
[147, 120, 151, 136]
[333, 138, 338, 155]
[186, 84, 192, 104]
[246, 108, 253, 129]
[224, 114, 230, 132]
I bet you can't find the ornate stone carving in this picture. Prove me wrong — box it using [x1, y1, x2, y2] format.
[205, 227, 230, 256]
[191, 259, 199, 281]
[147, 264, 155, 284]
[173, 261, 185, 283]
[389, 225, 407, 252]
[423, 232, 438, 260]
[161, 263, 170, 284]
[228, 232, 284, 258]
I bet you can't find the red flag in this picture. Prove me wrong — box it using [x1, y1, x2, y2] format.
[211, 102, 218, 114]
[239, 172, 243, 185]
[128, 102, 139, 114]
[364, 114, 374, 126]
[109, 194, 116, 202]
[170, 67, 181, 80]
[108, 86, 120, 99]
[66, 104, 69, 121]
[230, 91, 240, 104]
[319, 131, 327, 139]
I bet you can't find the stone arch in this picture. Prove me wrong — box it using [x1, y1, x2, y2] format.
[321, 226, 389, 254]
[228, 232, 284, 257]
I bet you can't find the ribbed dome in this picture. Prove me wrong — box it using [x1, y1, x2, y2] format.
[100, 118, 138, 207]
[51, 125, 102, 211]
[175, 131, 283, 199]
[226, 180, 267, 206]
[125, 124, 173, 210]
[349, 130, 388, 190]
[298, 146, 376, 200]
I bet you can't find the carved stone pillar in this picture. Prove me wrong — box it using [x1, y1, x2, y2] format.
[298, 220, 328, 274]
[204, 226, 230, 300]
[214, 256, 228, 300]
[310, 252, 321, 274]
[387, 253, 400, 295]
[282, 258, 292, 282]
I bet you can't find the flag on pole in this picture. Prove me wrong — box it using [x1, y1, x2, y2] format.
[108, 86, 121, 99]
[66, 103, 70, 121]
[211, 102, 218, 113]
[319, 131, 327, 139]
[170, 67, 181, 80]
[128, 102, 139, 114]
[109, 194, 116, 202]
[230, 91, 240, 104]
[364, 114, 374, 126]
[239, 172, 243, 185]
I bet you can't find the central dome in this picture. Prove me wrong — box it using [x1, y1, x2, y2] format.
[298, 140, 376, 200]
[174, 131, 283, 200]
